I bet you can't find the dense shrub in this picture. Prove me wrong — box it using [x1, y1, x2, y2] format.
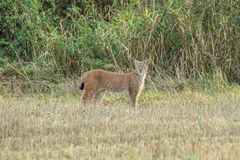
[0, 0, 239, 82]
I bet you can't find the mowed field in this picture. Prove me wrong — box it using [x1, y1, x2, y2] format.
[1, 87, 240, 160]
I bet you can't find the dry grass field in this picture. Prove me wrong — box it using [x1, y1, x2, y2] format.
[1, 87, 240, 160]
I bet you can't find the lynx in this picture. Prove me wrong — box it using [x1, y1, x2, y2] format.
[79, 59, 148, 107]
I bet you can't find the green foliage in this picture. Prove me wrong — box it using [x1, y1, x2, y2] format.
[0, 0, 239, 83]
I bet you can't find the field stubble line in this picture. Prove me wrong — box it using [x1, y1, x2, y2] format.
[0, 89, 240, 160]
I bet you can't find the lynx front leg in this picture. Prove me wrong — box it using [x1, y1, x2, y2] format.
[129, 89, 140, 108]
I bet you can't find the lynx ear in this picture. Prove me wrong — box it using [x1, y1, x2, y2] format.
[144, 59, 148, 64]
[133, 59, 138, 64]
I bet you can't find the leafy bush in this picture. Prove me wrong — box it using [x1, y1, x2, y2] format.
[0, 0, 239, 83]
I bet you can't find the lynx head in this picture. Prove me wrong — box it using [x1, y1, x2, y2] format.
[133, 59, 148, 77]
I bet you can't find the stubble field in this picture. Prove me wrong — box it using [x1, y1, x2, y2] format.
[1, 87, 240, 160]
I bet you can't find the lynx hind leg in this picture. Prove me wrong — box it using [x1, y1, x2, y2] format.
[82, 89, 96, 106]
[94, 91, 105, 107]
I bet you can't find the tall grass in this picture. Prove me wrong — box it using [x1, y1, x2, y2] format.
[0, 0, 239, 83]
